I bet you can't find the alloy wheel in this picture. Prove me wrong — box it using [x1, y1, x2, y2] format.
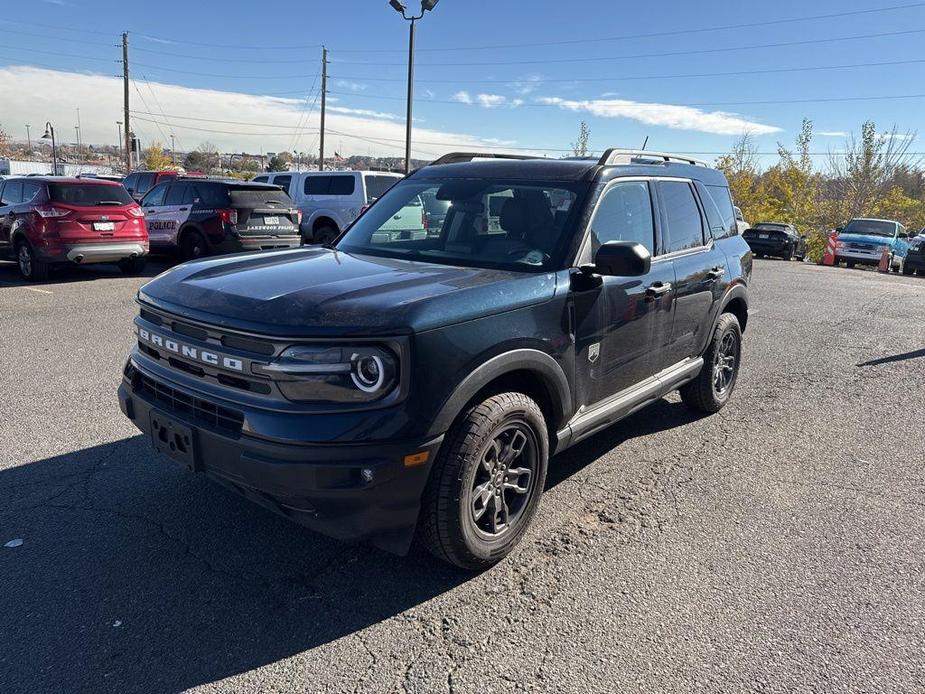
[469, 423, 537, 537]
[712, 331, 738, 396]
[17, 245, 31, 277]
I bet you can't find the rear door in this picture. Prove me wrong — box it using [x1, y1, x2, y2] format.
[659, 179, 726, 365]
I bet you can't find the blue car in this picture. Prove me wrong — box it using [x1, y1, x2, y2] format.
[835, 218, 910, 271]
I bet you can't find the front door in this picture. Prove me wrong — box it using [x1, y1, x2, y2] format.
[656, 179, 726, 365]
[571, 178, 676, 409]
[140, 183, 171, 246]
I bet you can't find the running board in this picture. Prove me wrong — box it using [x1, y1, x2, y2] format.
[555, 357, 704, 452]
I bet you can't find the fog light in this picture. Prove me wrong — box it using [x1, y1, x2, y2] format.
[361, 468, 374, 483]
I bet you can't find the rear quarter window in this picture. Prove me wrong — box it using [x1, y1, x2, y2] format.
[304, 175, 356, 196]
[364, 175, 398, 203]
[705, 184, 738, 237]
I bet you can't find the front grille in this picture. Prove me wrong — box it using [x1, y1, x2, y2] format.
[133, 371, 244, 436]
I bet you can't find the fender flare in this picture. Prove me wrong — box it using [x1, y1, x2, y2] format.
[308, 211, 343, 232]
[426, 349, 573, 438]
[714, 282, 749, 334]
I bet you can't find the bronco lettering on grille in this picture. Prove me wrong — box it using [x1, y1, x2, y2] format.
[138, 327, 244, 372]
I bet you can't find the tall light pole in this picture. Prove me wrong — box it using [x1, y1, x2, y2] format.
[41, 122, 57, 175]
[116, 121, 123, 165]
[25, 124, 31, 154]
[171, 134, 176, 166]
[75, 107, 82, 162]
[388, 0, 439, 174]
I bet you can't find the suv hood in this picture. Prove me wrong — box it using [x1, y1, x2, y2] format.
[139, 247, 557, 337]
[838, 232, 894, 246]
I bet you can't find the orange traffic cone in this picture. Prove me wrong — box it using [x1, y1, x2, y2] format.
[822, 231, 838, 266]
[878, 248, 891, 273]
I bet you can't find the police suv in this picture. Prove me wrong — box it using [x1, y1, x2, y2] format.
[140, 178, 302, 259]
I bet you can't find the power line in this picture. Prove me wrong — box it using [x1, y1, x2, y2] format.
[327, 57, 925, 86]
[334, 27, 925, 67]
[333, 1, 925, 52]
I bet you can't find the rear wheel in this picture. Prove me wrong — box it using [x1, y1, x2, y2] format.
[846, 260, 856, 269]
[118, 256, 147, 275]
[312, 225, 339, 245]
[420, 392, 548, 570]
[15, 239, 49, 281]
[180, 230, 208, 261]
[680, 313, 742, 414]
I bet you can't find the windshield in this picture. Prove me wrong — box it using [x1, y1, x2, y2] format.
[843, 219, 896, 237]
[336, 178, 585, 272]
[49, 183, 134, 207]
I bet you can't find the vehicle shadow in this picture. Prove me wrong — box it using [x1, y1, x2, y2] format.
[0, 398, 698, 693]
[0, 256, 177, 287]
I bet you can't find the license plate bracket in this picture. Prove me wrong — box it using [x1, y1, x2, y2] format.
[150, 410, 200, 471]
[759, 233, 769, 239]
[264, 216, 279, 225]
[94, 221, 115, 231]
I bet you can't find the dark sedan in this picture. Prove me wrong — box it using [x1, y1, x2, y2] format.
[742, 222, 806, 260]
[904, 230, 924, 275]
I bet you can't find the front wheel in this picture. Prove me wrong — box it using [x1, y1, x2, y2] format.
[680, 313, 742, 414]
[312, 225, 339, 246]
[420, 392, 548, 570]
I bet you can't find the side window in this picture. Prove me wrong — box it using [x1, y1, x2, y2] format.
[141, 183, 168, 208]
[164, 184, 187, 206]
[364, 175, 398, 203]
[136, 173, 156, 195]
[693, 181, 726, 240]
[21, 182, 41, 203]
[182, 185, 200, 205]
[1, 182, 22, 205]
[659, 181, 705, 253]
[272, 175, 292, 194]
[705, 184, 738, 237]
[199, 184, 230, 206]
[252, 176, 269, 183]
[122, 173, 138, 192]
[587, 180, 655, 256]
[305, 175, 331, 195]
[328, 175, 356, 196]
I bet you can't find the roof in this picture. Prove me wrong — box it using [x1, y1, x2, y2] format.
[5, 176, 121, 185]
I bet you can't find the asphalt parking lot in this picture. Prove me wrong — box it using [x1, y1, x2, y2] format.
[1, 257, 924, 693]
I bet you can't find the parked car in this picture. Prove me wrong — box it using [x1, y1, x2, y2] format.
[835, 218, 909, 271]
[903, 230, 924, 275]
[252, 170, 403, 244]
[140, 178, 302, 259]
[122, 170, 179, 202]
[0, 176, 148, 280]
[420, 190, 451, 236]
[742, 222, 806, 260]
[118, 149, 751, 569]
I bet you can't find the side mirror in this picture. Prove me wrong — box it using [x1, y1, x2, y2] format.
[836, 227, 844, 233]
[587, 241, 651, 277]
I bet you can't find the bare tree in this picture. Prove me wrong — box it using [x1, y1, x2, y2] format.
[570, 121, 591, 157]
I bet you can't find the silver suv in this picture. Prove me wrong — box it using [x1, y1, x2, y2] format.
[254, 170, 405, 244]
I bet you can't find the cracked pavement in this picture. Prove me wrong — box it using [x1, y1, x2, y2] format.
[1, 258, 924, 693]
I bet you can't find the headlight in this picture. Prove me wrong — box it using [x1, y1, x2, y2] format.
[254, 344, 398, 403]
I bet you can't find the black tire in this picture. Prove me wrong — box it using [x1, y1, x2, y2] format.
[680, 313, 742, 414]
[15, 239, 49, 281]
[420, 392, 549, 571]
[786, 245, 795, 261]
[846, 260, 856, 269]
[180, 229, 208, 261]
[312, 225, 339, 246]
[118, 256, 147, 275]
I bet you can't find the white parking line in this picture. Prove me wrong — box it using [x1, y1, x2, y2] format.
[0, 281, 53, 295]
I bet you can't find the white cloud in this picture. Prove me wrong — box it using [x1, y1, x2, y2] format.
[0, 66, 520, 159]
[334, 80, 368, 92]
[509, 74, 543, 96]
[537, 96, 782, 136]
[817, 131, 848, 137]
[452, 91, 523, 109]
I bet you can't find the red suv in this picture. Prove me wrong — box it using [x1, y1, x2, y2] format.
[0, 177, 149, 281]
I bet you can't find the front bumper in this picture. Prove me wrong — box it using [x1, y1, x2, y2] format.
[118, 366, 444, 555]
[836, 246, 890, 264]
[40, 241, 148, 264]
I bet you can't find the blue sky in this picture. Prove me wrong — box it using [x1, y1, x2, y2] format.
[1, 0, 923, 163]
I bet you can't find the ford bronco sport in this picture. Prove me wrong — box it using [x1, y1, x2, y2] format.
[118, 150, 752, 570]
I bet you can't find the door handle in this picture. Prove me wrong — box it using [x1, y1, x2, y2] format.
[178, 207, 189, 212]
[707, 266, 725, 280]
[645, 282, 672, 300]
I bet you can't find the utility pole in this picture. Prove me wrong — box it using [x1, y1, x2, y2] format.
[25, 125, 31, 154]
[171, 134, 176, 165]
[75, 108, 82, 163]
[404, 17, 415, 174]
[116, 121, 123, 162]
[319, 46, 327, 171]
[122, 32, 132, 172]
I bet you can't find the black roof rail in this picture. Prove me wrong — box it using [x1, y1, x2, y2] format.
[428, 152, 539, 166]
[597, 148, 710, 168]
